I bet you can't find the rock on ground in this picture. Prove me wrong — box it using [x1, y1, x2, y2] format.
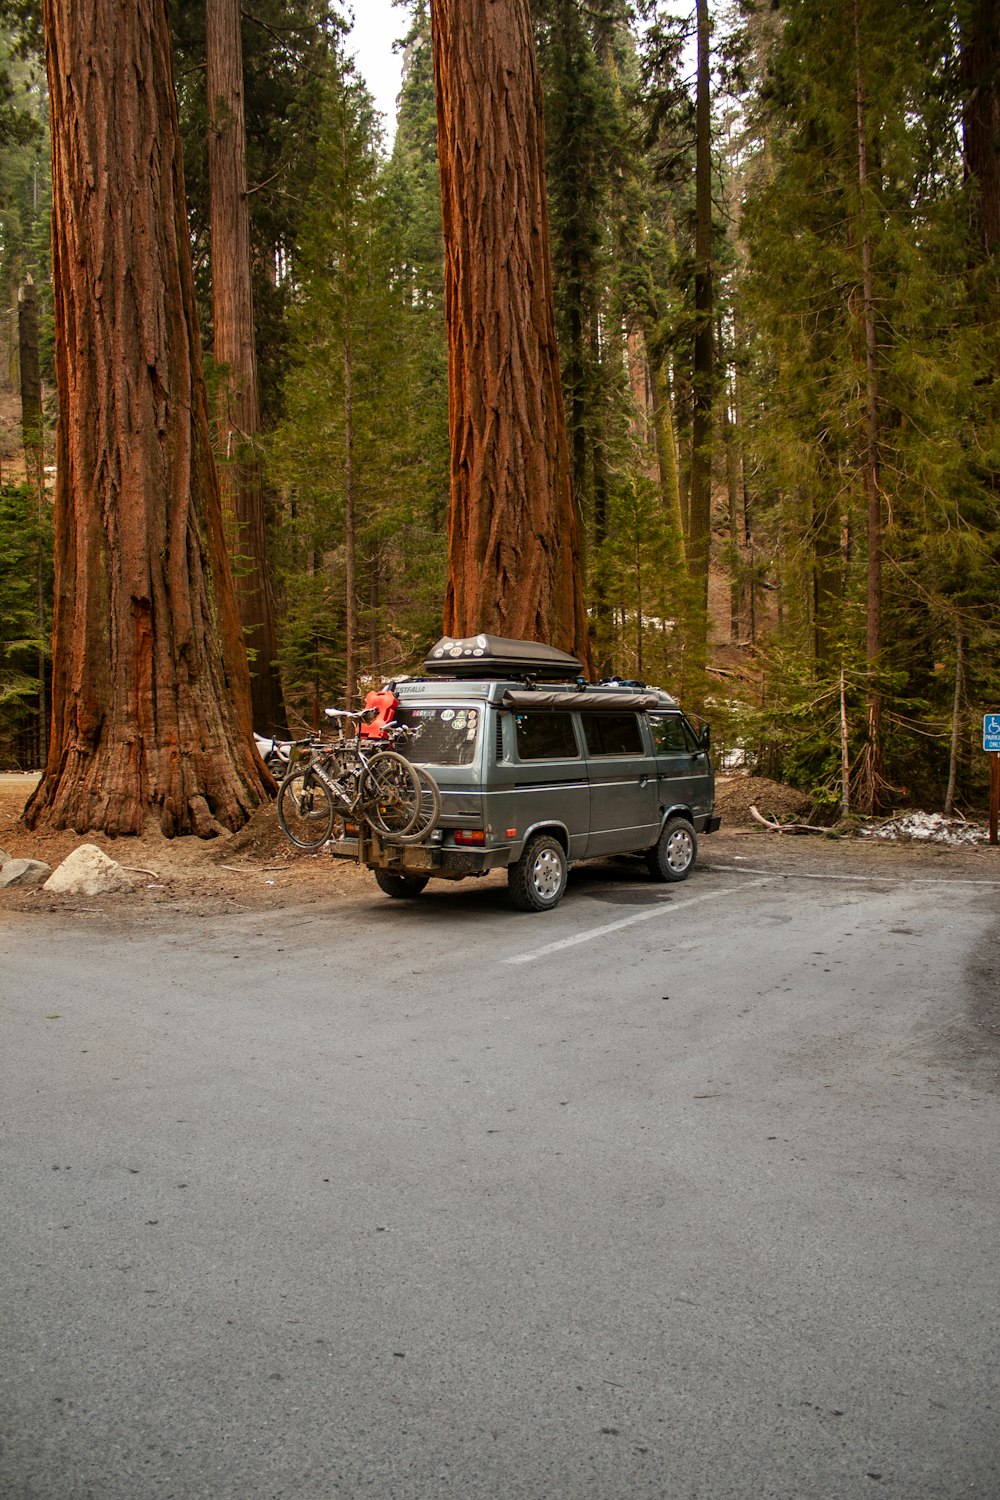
[0, 857, 51, 889]
[44, 844, 134, 896]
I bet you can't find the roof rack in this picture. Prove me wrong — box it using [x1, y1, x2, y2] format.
[423, 634, 584, 681]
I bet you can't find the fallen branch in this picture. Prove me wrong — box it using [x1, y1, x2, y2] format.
[749, 805, 829, 835]
[120, 865, 160, 878]
[220, 863, 290, 874]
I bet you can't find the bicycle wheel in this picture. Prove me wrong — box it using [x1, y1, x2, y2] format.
[389, 764, 442, 844]
[276, 768, 336, 850]
[359, 751, 423, 838]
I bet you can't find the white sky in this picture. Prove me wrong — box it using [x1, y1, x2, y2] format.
[344, 0, 406, 143]
[342, 1, 697, 146]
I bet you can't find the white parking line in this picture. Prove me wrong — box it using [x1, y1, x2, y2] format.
[505, 878, 772, 965]
[704, 863, 1000, 888]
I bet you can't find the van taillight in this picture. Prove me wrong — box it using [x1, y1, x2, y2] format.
[454, 829, 485, 846]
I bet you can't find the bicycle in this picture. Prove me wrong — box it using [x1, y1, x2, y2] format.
[276, 709, 440, 852]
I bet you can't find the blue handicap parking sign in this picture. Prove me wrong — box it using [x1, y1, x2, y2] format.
[984, 714, 1000, 752]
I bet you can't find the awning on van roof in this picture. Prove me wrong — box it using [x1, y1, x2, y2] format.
[424, 634, 583, 679]
[501, 689, 663, 711]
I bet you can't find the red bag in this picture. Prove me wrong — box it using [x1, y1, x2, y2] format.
[360, 688, 399, 739]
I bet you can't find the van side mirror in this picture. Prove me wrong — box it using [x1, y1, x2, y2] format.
[699, 725, 711, 752]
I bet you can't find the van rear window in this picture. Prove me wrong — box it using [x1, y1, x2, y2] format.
[515, 712, 579, 760]
[394, 706, 480, 766]
[583, 712, 643, 756]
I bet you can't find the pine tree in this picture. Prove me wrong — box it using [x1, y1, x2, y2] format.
[381, 0, 450, 636]
[0, 480, 50, 768]
[172, 0, 336, 424]
[205, 0, 285, 735]
[533, 0, 646, 677]
[737, 0, 1000, 811]
[271, 41, 447, 719]
[0, 25, 51, 385]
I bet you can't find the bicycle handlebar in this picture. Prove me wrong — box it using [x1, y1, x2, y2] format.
[323, 706, 380, 724]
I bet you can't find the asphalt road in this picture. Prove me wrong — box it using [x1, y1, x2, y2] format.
[2, 858, 998, 1500]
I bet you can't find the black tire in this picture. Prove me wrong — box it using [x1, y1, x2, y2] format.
[276, 769, 336, 850]
[360, 751, 423, 838]
[645, 814, 697, 882]
[507, 832, 568, 912]
[373, 869, 430, 899]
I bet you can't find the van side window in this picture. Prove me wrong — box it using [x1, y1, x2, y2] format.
[583, 713, 643, 756]
[649, 715, 698, 755]
[514, 712, 579, 760]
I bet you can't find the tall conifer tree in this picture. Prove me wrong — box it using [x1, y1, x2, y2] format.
[431, 0, 590, 664]
[29, 0, 267, 836]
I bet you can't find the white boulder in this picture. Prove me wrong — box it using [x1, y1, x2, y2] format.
[44, 844, 134, 896]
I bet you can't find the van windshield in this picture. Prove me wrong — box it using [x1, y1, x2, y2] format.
[394, 705, 481, 766]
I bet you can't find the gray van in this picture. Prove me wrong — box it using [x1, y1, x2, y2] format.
[332, 634, 720, 911]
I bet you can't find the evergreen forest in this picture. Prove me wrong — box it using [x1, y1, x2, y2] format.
[0, 0, 997, 823]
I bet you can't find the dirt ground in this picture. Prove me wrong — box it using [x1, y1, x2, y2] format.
[1, 771, 998, 923]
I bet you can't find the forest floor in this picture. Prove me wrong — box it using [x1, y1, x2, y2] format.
[2, 772, 997, 924]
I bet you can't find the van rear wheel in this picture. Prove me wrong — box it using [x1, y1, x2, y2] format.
[645, 815, 697, 882]
[508, 833, 568, 912]
[373, 870, 429, 898]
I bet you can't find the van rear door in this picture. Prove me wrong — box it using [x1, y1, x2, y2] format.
[581, 711, 660, 856]
[393, 701, 486, 830]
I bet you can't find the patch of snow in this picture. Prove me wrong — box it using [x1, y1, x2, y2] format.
[859, 811, 991, 846]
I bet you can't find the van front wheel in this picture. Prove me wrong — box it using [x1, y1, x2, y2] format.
[646, 815, 697, 882]
[508, 834, 568, 912]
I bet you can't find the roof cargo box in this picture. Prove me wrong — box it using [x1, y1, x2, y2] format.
[423, 634, 583, 680]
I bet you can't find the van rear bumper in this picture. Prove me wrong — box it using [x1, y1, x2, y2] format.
[328, 832, 511, 880]
[701, 814, 722, 833]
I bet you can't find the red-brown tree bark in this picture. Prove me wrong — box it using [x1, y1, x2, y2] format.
[430, 0, 591, 667]
[26, 0, 270, 837]
[206, 0, 285, 735]
[962, 0, 1000, 260]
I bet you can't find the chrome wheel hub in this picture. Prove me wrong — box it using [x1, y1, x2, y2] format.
[532, 849, 563, 900]
[665, 828, 693, 872]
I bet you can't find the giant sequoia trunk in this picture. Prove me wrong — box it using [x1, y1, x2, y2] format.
[26, 0, 269, 837]
[430, 0, 590, 667]
[206, 0, 285, 735]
